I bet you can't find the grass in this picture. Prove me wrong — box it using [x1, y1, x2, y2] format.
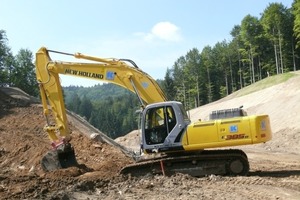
[233, 72, 298, 98]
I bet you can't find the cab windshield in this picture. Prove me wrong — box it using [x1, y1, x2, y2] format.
[144, 106, 176, 144]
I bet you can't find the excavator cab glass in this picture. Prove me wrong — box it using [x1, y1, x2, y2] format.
[144, 106, 177, 145]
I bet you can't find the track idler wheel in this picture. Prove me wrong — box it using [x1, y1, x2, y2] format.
[226, 157, 249, 176]
[41, 143, 78, 172]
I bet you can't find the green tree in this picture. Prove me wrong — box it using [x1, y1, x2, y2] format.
[200, 46, 213, 103]
[172, 56, 186, 106]
[79, 95, 93, 120]
[162, 68, 176, 100]
[67, 93, 81, 113]
[13, 49, 38, 96]
[293, 0, 300, 48]
[240, 14, 264, 83]
[261, 3, 294, 74]
[230, 25, 245, 89]
[0, 30, 14, 86]
[212, 41, 231, 97]
[184, 48, 202, 108]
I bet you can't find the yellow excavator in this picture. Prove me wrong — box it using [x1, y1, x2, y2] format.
[35, 47, 272, 177]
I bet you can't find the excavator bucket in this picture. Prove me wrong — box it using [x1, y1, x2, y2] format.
[41, 143, 78, 172]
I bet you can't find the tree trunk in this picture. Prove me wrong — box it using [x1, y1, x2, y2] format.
[251, 51, 255, 83]
[292, 38, 296, 71]
[248, 51, 252, 83]
[228, 56, 234, 92]
[274, 43, 279, 74]
[278, 30, 284, 73]
[206, 66, 212, 103]
[258, 56, 262, 80]
[238, 53, 243, 89]
[196, 75, 200, 106]
[225, 74, 229, 96]
[273, 28, 279, 74]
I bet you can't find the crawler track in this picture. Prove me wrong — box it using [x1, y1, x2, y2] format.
[120, 149, 249, 177]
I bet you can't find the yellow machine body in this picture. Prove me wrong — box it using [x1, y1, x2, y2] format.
[182, 115, 271, 151]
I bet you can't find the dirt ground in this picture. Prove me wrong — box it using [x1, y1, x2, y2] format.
[1, 73, 300, 200]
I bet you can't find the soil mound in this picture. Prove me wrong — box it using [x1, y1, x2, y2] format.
[0, 88, 133, 199]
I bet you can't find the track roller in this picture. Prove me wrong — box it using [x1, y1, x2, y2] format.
[226, 156, 249, 176]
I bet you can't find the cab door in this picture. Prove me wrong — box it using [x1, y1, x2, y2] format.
[143, 105, 177, 145]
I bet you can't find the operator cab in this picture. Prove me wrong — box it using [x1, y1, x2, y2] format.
[141, 101, 190, 153]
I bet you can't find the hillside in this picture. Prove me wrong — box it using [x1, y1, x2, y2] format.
[0, 72, 300, 199]
[63, 83, 132, 103]
[189, 71, 300, 154]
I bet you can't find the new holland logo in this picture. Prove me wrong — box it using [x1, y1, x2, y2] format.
[65, 69, 104, 79]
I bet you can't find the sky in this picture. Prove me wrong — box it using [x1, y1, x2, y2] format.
[0, 0, 294, 87]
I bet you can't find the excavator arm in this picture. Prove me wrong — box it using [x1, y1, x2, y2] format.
[35, 47, 167, 171]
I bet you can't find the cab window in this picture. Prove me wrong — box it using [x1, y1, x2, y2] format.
[144, 106, 176, 144]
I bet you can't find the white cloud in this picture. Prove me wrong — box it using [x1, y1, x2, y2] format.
[138, 21, 182, 42]
[56, 26, 186, 86]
